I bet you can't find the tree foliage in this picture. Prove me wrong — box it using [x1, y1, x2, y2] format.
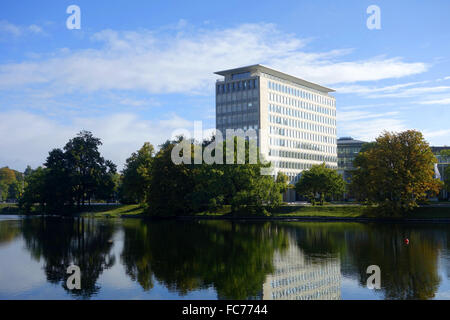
[350, 130, 442, 214]
[146, 136, 286, 216]
[20, 131, 117, 214]
[0, 167, 24, 201]
[294, 163, 346, 205]
[120, 142, 154, 204]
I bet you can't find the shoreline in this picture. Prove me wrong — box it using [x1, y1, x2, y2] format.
[121, 214, 450, 224]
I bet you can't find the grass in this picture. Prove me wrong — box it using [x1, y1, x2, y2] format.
[0, 204, 21, 214]
[80, 204, 145, 218]
[194, 205, 232, 216]
[271, 205, 369, 218]
[3, 202, 450, 220]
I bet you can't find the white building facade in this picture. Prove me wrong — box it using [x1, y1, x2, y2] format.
[215, 65, 337, 201]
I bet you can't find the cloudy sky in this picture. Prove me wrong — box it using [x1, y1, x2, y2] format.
[1, 0, 449, 171]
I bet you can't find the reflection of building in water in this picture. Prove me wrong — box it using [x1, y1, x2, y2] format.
[263, 244, 341, 300]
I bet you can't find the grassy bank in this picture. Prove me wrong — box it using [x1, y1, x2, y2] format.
[3, 203, 450, 220]
[0, 204, 21, 214]
[80, 204, 144, 218]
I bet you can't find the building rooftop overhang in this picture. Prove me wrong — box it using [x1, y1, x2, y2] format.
[214, 64, 335, 93]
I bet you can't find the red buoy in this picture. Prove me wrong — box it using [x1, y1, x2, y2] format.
[404, 238, 409, 245]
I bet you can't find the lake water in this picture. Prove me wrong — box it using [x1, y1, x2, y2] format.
[1, 215, 450, 300]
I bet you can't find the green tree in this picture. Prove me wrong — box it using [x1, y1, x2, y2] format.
[19, 167, 47, 212]
[20, 131, 117, 213]
[350, 130, 442, 214]
[146, 138, 196, 216]
[120, 142, 154, 204]
[146, 136, 286, 216]
[64, 131, 116, 208]
[444, 166, 450, 195]
[295, 163, 346, 205]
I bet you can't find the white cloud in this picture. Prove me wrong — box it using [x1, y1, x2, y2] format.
[419, 97, 450, 105]
[423, 129, 450, 139]
[0, 23, 428, 95]
[338, 111, 407, 142]
[0, 111, 213, 171]
[337, 110, 399, 122]
[368, 86, 450, 99]
[0, 20, 44, 37]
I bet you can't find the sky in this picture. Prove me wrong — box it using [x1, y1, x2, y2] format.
[0, 0, 449, 171]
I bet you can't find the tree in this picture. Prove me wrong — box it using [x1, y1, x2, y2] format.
[120, 142, 154, 204]
[0, 167, 24, 202]
[295, 163, 345, 205]
[146, 138, 196, 216]
[0, 167, 16, 185]
[20, 131, 117, 213]
[444, 166, 450, 196]
[19, 167, 47, 212]
[350, 130, 442, 214]
[145, 136, 286, 216]
[276, 172, 289, 194]
[64, 131, 116, 208]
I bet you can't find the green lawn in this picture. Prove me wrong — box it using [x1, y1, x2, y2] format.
[0, 204, 21, 214]
[271, 205, 369, 218]
[3, 202, 450, 220]
[80, 204, 145, 218]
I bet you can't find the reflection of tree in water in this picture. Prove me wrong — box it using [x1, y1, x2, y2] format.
[280, 222, 444, 300]
[21, 217, 116, 299]
[121, 220, 289, 299]
[347, 224, 442, 300]
[0, 219, 21, 246]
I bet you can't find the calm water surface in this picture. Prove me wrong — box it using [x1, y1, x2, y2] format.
[1, 215, 450, 300]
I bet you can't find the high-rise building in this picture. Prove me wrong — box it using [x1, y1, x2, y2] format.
[215, 65, 337, 201]
[337, 137, 367, 182]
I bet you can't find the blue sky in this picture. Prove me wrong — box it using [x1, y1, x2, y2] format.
[1, 0, 449, 170]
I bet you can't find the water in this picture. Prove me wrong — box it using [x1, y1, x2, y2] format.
[1, 215, 450, 300]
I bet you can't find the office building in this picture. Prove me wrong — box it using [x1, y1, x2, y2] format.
[215, 65, 337, 201]
[337, 137, 367, 182]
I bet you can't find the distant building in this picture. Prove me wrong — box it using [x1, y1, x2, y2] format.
[431, 146, 450, 200]
[337, 137, 367, 182]
[215, 65, 337, 201]
[262, 243, 341, 300]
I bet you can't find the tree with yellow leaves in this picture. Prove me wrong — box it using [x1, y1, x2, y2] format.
[350, 130, 442, 215]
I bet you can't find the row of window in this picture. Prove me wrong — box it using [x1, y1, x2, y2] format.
[268, 80, 335, 107]
[269, 104, 335, 126]
[272, 160, 338, 171]
[271, 285, 340, 300]
[217, 124, 259, 132]
[216, 102, 255, 114]
[270, 137, 337, 154]
[269, 115, 336, 137]
[216, 79, 258, 94]
[216, 91, 259, 103]
[270, 149, 337, 163]
[269, 93, 336, 117]
[274, 264, 340, 275]
[271, 274, 340, 289]
[270, 126, 336, 145]
[217, 113, 259, 125]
